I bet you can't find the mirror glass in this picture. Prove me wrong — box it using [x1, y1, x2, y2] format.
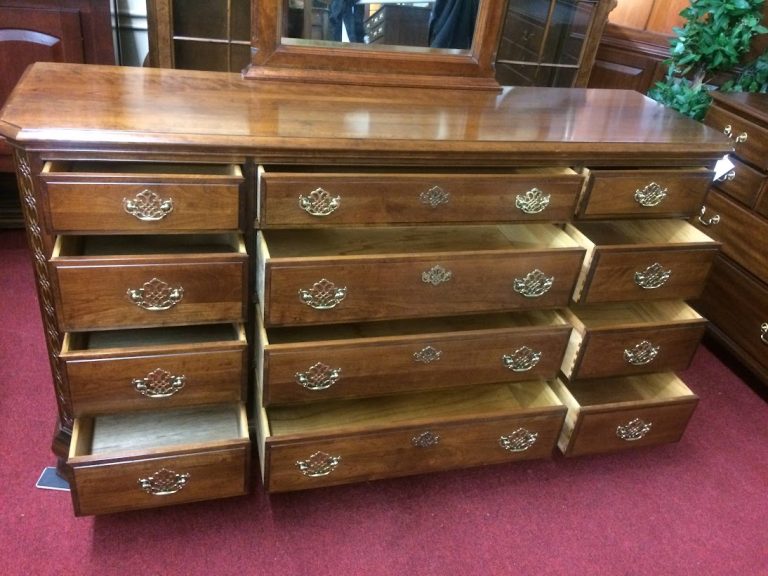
[282, 0, 480, 51]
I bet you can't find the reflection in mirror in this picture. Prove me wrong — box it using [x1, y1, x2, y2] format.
[283, 0, 479, 50]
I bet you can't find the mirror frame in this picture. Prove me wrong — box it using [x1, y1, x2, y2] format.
[244, 0, 508, 90]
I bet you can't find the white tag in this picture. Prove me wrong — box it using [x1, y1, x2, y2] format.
[713, 155, 735, 181]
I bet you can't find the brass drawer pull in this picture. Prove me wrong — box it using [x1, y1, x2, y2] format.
[133, 368, 186, 398]
[123, 189, 174, 221]
[616, 418, 652, 442]
[295, 362, 341, 390]
[624, 340, 660, 366]
[761, 323, 768, 344]
[499, 428, 538, 452]
[127, 278, 184, 311]
[634, 182, 667, 207]
[715, 169, 736, 182]
[296, 451, 341, 477]
[138, 468, 190, 496]
[419, 185, 449, 208]
[502, 346, 542, 372]
[411, 431, 440, 448]
[723, 125, 748, 143]
[422, 264, 452, 285]
[413, 345, 442, 364]
[513, 269, 554, 298]
[634, 263, 671, 290]
[698, 205, 720, 226]
[515, 187, 550, 214]
[299, 187, 341, 216]
[298, 278, 347, 309]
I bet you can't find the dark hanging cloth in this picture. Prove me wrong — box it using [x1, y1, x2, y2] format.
[428, 0, 479, 49]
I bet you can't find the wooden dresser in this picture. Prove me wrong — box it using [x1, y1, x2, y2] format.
[692, 92, 768, 391]
[0, 63, 730, 514]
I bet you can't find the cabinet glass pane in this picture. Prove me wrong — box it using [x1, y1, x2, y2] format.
[540, 0, 596, 66]
[173, 39, 229, 71]
[173, 0, 229, 39]
[230, 0, 251, 42]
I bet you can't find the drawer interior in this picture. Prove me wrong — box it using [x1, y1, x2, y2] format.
[565, 301, 703, 332]
[554, 373, 694, 409]
[266, 380, 563, 438]
[567, 219, 716, 248]
[44, 160, 242, 179]
[53, 233, 245, 257]
[63, 323, 243, 354]
[261, 165, 579, 177]
[70, 405, 247, 458]
[261, 224, 580, 258]
[263, 310, 568, 345]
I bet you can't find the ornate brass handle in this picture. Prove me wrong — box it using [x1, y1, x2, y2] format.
[299, 187, 340, 216]
[513, 269, 554, 298]
[123, 189, 174, 221]
[698, 205, 721, 227]
[634, 263, 671, 290]
[298, 278, 347, 309]
[413, 345, 442, 364]
[127, 278, 184, 311]
[296, 451, 341, 477]
[499, 428, 538, 452]
[419, 185, 449, 207]
[422, 264, 452, 286]
[616, 418, 652, 441]
[411, 431, 440, 448]
[624, 341, 660, 366]
[295, 362, 341, 391]
[723, 125, 748, 143]
[133, 368, 186, 398]
[715, 169, 736, 182]
[502, 346, 542, 372]
[761, 323, 768, 344]
[634, 182, 667, 207]
[515, 187, 550, 214]
[138, 468, 190, 496]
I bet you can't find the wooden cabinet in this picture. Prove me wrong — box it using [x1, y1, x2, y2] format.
[0, 62, 730, 512]
[0, 0, 114, 227]
[495, 0, 617, 87]
[693, 92, 768, 390]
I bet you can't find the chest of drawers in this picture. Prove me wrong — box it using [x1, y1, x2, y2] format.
[0, 63, 731, 513]
[693, 92, 768, 390]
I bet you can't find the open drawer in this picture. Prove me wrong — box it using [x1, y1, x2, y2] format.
[551, 374, 698, 457]
[68, 404, 250, 515]
[257, 166, 584, 226]
[61, 324, 247, 416]
[257, 224, 585, 327]
[560, 301, 706, 380]
[565, 220, 719, 304]
[42, 161, 244, 233]
[259, 310, 571, 405]
[50, 234, 247, 331]
[257, 381, 566, 492]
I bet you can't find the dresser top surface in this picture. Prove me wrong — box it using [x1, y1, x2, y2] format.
[0, 63, 732, 161]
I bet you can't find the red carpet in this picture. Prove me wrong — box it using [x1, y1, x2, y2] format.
[1, 228, 767, 575]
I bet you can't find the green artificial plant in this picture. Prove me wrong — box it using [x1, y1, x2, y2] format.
[648, 0, 768, 120]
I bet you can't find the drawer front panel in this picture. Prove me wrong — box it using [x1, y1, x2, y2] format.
[65, 347, 246, 415]
[571, 324, 706, 380]
[263, 251, 584, 326]
[263, 326, 571, 404]
[564, 401, 698, 457]
[578, 169, 712, 219]
[693, 256, 768, 373]
[693, 189, 768, 285]
[47, 182, 241, 233]
[705, 105, 768, 172]
[577, 248, 717, 303]
[71, 447, 248, 515]
[264, 412, 564, 492]
[259, 172, 583, 226]
[54, 261, 246, 331]
[712, 156, 766, 208]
